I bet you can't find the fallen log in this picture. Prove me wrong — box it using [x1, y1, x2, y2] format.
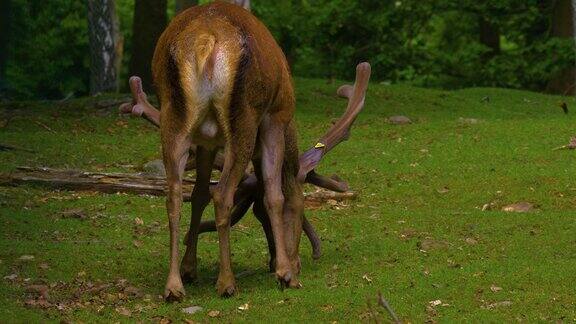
[0, 166, 356, 205]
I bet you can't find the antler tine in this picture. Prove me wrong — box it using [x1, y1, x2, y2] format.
[119, 76, 161, 127]
[297, 62, 371, 181]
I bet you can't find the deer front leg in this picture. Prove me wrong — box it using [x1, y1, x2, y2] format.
[282, 184, 304, 287]
[162, 135, 191, 302]
[181, 146, 217, 283]
[282, 123, 304, 286]
[213, 130, 257, 297]
[260, 116, 294, 287]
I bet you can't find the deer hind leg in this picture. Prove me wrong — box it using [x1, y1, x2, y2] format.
[259, 115, 295, 287]
[252, 159, 276, 272]
[162, 134, 191, 302]
[181, 146, 217, 283]
[213, 119, 258, 297]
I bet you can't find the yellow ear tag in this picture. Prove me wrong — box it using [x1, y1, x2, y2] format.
[314, 142, 326, 149]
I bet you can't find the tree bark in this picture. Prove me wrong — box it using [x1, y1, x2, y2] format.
[547, 0, 575, 95]
[478, 16, 500, 61]
[87, 0, 119, 95]
[0, 0, 10, 95]
[129, 0, 167, 93]
[176, 0, 198, 14]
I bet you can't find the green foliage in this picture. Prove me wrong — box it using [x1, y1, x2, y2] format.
[6, 0, 89, 99]
[2, 0, 574, 99]
[254, 0, 574, 90]
[4, 0, 135, 100]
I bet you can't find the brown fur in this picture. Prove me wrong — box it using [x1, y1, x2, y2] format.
[153, 2, 303, 300]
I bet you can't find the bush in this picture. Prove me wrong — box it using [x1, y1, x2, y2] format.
[2, 0, 574, 99]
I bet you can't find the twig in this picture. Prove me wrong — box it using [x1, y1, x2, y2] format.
[0, 144, 35, 153]
[377, 291, 401, 324]
[34, 120, 56, 133]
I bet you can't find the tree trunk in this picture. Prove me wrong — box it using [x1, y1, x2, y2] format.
[546, 0, 575, 95]
[87, 0, 119, 95]
[0, 0, 10, 95]
[129, 0, 167, 93]
[176, 0, 198, 14]
[478, 16, 500, 61]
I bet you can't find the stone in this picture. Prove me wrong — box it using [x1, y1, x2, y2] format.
[181, 306, 203, 314]
[143, 159, 166, 177]
[387, 115, 412, 125]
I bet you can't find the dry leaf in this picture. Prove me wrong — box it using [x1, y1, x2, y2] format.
[465, 237, 478, 245]
[486, 300, 512, 309]
[24, 298, 52, 309]
[419, 238, 448, 251]
[207, 310, 220, 317]
[502, 202, 534, 213]
[429, 300, 449, 307]
[388, 115, 412, 125]
[4, 274, 18, 281]
[18, 255, 35, 261]
[362, 274, 372, 283]
[238, 303, 249, 311]
[429, 300, 442, 307]
[134, 217, 144, 226]
[61, 208, 87, 219]
[124, 286, 142, 297]
[490, 285, 502, 292]
[116, 306, 132, 317]
[437, 187, 450, 194]
[26, 285, 49, 299]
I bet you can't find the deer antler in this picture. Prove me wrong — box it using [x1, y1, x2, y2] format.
[119, 76, 160, 126]
[297, 62, 371, 182]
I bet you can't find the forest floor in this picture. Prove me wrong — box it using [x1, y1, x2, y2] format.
[1, 79, 576, 323]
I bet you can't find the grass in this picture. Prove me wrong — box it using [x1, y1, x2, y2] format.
[1, 78, 576, 322]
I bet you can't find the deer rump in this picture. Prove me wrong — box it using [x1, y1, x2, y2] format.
[153, 2, 303, 301]
[153, 9, 294, 147]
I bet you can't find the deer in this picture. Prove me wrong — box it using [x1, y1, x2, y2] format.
[151, 1, 307, 300]
[120, 1, 371, 302]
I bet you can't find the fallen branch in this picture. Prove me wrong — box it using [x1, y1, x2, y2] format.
[0, 167, 355, 205]
[0, 144, 35, 153]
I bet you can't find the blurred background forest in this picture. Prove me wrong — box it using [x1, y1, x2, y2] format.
[0, 0, 574, 100]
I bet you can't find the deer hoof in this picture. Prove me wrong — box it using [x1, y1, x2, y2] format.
[180, 260, 198, 284]
[216, 277, 237, 297]
[164, 276, 186, 302]
[288, 277, 302, 289]
[180, 269, 197, 284]
[276, 269, 293, 288]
